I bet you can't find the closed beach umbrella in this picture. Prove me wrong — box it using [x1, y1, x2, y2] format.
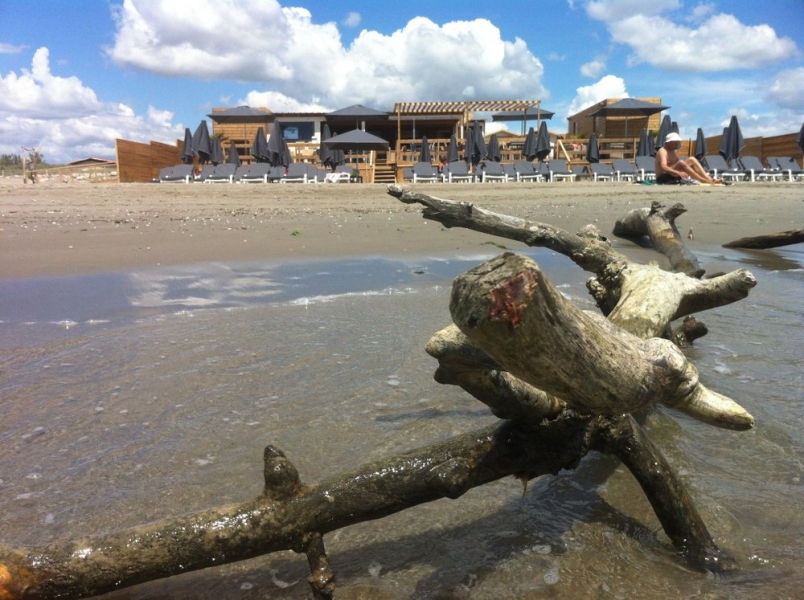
[267, 123, 292, 167]
[655, 115, 673, 149]
[446, 134, 459, 163]
[227, 140, 241, 166]
[694, 128, 707, 160]
[522, 127, 538, 161]
[586, 132, 600, 163]
[418, 136, 432, 163]
[465, 121, 485, 167]
[251, 127, 268, 162]
[319, 123, 333, 167]
[534, 120, 551, 162]
[191, 120, 211, 164]
[181, 128, 194, 164]
[636, 128, 650, 157]
[209, 136, 224, 165]
[718, 115, 745, 162]
[486, 133, 501, 162]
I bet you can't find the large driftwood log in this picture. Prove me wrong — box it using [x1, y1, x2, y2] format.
[449, 252, 753, 430]
[723, 228, 804, 249]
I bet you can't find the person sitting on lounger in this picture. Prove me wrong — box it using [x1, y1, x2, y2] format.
[655, 132, 722, 184]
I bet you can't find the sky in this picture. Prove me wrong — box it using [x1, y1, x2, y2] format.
[1, 0, 802, 163]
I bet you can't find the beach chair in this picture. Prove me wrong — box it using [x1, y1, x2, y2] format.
[612, 159, 638, 182]
[767, 157, 804, 182]
[200, 163, 235, 183]
[702, 155, 744, 182]
[402, 167, 414, 182]
[572, 166, 589, 181]
[588, 163, 614, 182]
[238, 163, 271, 183]
[547, 159, 575, 182]
[512, 161, 542, 182]
[479, 161, 508, 183]
[737, 156, 783, 182]
[279, 163, 310, 183]
[412, 162, 440, 183]
[444, 161, 474, 183]
[159, 164, 194, 183]
[635, 156, 656, 181]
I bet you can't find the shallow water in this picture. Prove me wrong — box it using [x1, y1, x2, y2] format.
[1, 243, 803, 599]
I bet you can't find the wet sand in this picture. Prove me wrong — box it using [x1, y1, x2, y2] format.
[1, 177, 802, 279]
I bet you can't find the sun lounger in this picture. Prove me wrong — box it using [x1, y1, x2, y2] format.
[199, 163, 235, 183]
[737, 156, 783, 182]
[238, 163, 272, 183]
[767, 157, 804, 182]
[702, 155, 744, 182]
[412, 162, 440, 183]
[512, 161, 542, 182]
[444, 161, 474, 183]
[635, 156, 655, 181]
[480, 161, 508, 182]
[612, 159, 638, 182]
[547, 159, 575, 182]
[159, 164, 194, 183]
[588, 163, 614, 182]
[279, 163, 310, 183]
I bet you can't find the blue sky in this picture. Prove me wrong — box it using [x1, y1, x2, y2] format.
[1, 0, 802, 163]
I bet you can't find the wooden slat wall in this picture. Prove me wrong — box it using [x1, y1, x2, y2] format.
[116, 139, 181, 183]
[703, 132, 801, 164]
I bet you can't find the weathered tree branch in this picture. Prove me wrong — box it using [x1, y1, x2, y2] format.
[386, 185, 755, 341]
[723, 228, 804, 249]
[448, 252, 753, 430]
[613, 201, 703, 276]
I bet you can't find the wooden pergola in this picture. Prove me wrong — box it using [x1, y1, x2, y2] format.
[392, 100, 542, 140]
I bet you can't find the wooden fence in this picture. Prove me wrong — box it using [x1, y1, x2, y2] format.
[116, 138, 182, 183]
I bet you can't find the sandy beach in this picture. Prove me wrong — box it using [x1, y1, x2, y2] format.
[1, 177, 802, 279]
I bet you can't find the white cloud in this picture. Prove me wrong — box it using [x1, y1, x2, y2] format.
[107, 2, 547, 109]
[0, 42, 27, 54]
[766, 67, 804, 112]
[567, 74, 628, 116]
[0, 47, 182, 162]
[587, 1, 798, 72]
[342, 12, 361, 28]
[580, 57, 606, 78]
[0, 48, 103, 119]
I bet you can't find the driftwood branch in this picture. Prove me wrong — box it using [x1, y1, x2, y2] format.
[386, 185, 756, 341]
[723, 228, 804, 249]
[613, 201, 703, 276]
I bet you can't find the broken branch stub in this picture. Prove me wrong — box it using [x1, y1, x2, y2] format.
[449, 253, 753, 429]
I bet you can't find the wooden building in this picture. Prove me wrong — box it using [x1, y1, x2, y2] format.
[568, 97, 665, 139]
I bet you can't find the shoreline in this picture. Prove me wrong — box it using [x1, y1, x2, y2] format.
[1, 179, 802, 280]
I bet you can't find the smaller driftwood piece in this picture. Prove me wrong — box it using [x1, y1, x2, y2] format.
[0, 187, 758, 599]
[723, 228, 804, 249]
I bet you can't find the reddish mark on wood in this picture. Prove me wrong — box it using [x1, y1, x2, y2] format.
[488, 271, 537, 327]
